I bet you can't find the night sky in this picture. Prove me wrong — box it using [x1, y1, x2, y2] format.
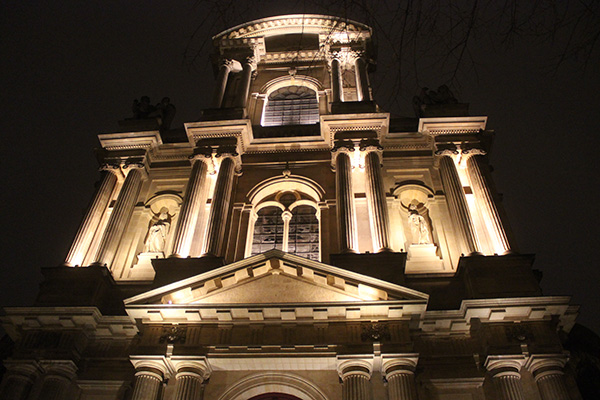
[1, 2, 599, 334]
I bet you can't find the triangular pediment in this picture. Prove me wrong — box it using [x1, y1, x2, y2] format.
[124, 250, 428, 307]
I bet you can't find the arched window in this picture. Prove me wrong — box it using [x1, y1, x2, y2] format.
[262, 86, 319, 127]
[252, 206, 284, 255]
[247, 175, 324, 261]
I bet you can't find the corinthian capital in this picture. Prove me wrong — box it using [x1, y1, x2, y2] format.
[434, 142, 459, 157]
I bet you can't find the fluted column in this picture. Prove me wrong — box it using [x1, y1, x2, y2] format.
[526, 355, 570, 400]
[333, 143, 358, 253]
[354, 55, 370, 102]
[203, 156, 236, 256]
[337, 358, 373, 400]
[212, 59, 233, 108]
[485, 356, 526, 400]
[330, 57, 344, 103]
[171, 360, 211, 400]
[438, 153, 480, 255]
[234, 56, 256, 109]
[170, 156, 209, 257]
[362, 143, 392, 252]
[37, 361, 77, 400]
[92, 164, 145, 268]
[130, 368, 163, 400]
[64, 167, 119, 266]
[382, 356, 419, 400]
[465, 152, 514, 254]
[0, 360, 41, 400]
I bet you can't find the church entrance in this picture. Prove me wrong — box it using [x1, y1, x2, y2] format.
[248, 394, 302, 400]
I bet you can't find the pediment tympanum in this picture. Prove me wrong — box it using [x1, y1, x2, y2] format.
[125, 250, 428, 307]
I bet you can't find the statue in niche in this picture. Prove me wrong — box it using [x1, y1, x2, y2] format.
[145, 209, 171, 253]
[408, 204, 431, 245]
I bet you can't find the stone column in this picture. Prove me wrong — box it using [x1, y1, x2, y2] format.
[465, 152, 513, 254]
[64, 166, 119, 266]
[485, 356, 526, 400]
[333, 142, 358, 253]
[130, 370, 163, 400]
[170, 156, 209, 258]
[526, 355, 570, 400]
[234, 56, 256, 109]
[202, 156, 236, 256]
[382, 356, 419, 400]
[171, 360, 211, 400]
[92, 164, 145, 268]
[281, 210, 292, 252]
[0, 360, 41, 400]
[212, 59, 234, 108]
[330, 57, 344, 103]
[37, 361, 77, 400]
[337, 358, 373, 400]
[354, 55, 370, 102]
[437, 153, 480, 255]
[362, 142, 392, 252]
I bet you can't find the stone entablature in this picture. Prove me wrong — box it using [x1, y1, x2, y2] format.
[213, 15, 372, 41]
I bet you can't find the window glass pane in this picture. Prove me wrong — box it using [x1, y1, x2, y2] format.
[251, 207, 284, 255]
[287, 205, 319, 260]
[262, 86, 319, 127]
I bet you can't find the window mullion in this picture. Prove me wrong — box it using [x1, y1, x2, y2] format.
[282, 210, 292, 252]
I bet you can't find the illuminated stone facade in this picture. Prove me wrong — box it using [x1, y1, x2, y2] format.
[1, 15, 582, 400]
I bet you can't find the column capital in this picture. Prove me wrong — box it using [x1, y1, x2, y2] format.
[332, 139, 357, 153]
[331, 139, 356, 168]
[461, 147, 487, 157]
[122, 161, 148, 180]
[382, 354, 419, 379]
[336, 356, 374, 380]
[485, 355, 526, 377]
[170, 358, 211, 381]
[99, 162, 123, 174]
[39, 360, 78, 380]
[243, 55, 257, 71]
[3, 359, 43, 379]
[525, 354, 569, 381]
[219, 58, 235, 70]
[282, 210, 292, 222]
[434, 148, 459, 157]
[359, 138, 383, 153]
[130, 357, 168, 379]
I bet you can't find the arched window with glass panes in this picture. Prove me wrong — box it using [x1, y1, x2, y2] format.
[250, 191, 320, 261]
[261, 85, 319, 127]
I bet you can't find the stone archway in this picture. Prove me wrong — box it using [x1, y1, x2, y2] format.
[218, 372, 328, 400]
